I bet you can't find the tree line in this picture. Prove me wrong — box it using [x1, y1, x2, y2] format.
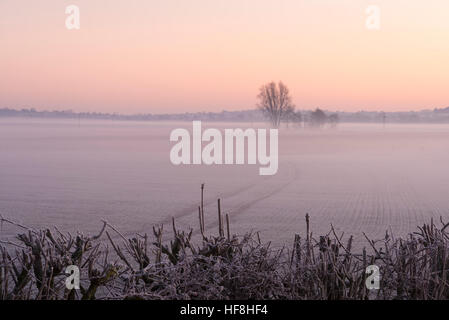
[257, 81, 339, 128]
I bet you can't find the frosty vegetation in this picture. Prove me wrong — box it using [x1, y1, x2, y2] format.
[2, 185, 449, 300]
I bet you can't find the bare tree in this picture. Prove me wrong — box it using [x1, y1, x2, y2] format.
[310, 108, 327, 127]
[257, 82, 295, 128]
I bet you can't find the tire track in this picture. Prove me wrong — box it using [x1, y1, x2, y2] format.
[122, 161, 299, 239]
[195, 161, 300, 237]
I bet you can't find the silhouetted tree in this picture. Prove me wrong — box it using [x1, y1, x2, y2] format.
[310, 108, 327, 127]
[257, 81, 295, 128]
[328, 113, 339, 128]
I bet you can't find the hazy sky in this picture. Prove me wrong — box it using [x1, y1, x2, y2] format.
[1, 1, 449, 113]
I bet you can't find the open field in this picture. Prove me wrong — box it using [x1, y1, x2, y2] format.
[1, 118, 449, 248]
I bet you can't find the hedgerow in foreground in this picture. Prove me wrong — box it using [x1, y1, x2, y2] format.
[1, 186, 449, 300]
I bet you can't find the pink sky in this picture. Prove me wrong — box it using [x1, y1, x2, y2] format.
[1, 1, 449, 113]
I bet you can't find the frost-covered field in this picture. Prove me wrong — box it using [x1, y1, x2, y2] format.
[1, 118, 449, 247]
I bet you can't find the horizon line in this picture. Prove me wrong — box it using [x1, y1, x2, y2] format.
[1, 106, 449, 117]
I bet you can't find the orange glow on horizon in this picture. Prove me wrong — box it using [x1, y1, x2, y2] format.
[1, 1, 449, 113]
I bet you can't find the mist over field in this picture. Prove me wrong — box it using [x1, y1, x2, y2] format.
[1, 118, 448, 248]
